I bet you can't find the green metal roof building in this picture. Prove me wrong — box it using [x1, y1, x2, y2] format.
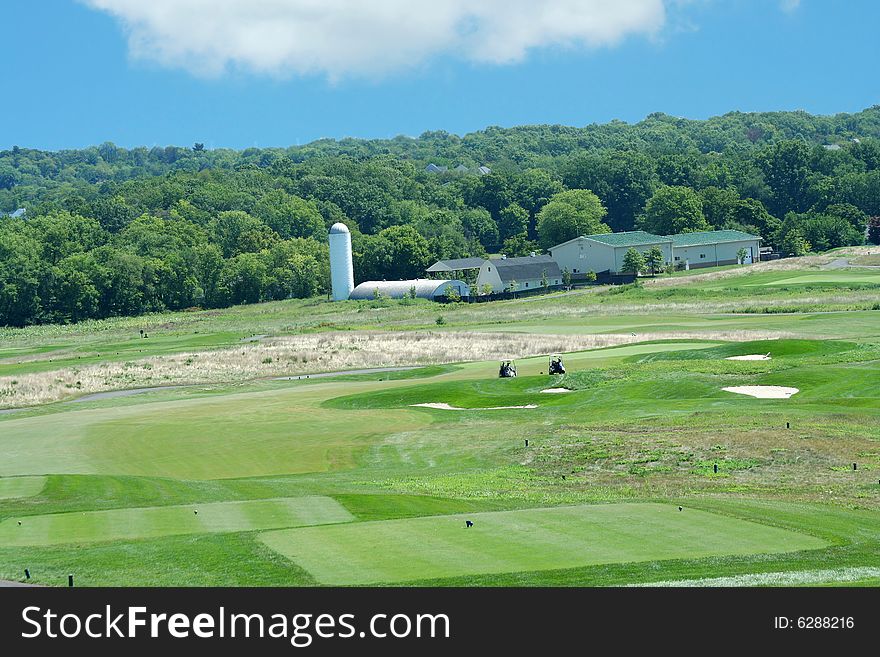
[548, 229, 761, 274]
[548, 231, 674, 277]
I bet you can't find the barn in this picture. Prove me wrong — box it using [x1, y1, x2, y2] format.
[476, 254, 562, 293]
[348, 279, 470, 301]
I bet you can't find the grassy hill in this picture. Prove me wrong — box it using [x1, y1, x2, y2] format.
[0, 257, 878, 586]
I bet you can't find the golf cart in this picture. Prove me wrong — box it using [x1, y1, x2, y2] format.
[548, 355, 566, 375]
[498, 360, 518, 378]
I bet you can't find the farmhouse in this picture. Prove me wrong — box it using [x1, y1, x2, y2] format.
[476, 254, 562, 293]
[669, 230, 762, 268]
[548, 231, 673, 276]
[349, 279, 470, 300]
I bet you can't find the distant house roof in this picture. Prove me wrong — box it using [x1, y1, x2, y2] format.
[454, 164, 469, 172]
[4, 208, 26, 218]
[425, 163, 448, 173]
[349, 279, 469, 300]
[580, 231, 672, 248]
[427, 257, 487, 273]
[477, 166, 491, 175]
[489, 254, 561, 283]
[822, 144, 842, 151]
[668, 230, 762, 247]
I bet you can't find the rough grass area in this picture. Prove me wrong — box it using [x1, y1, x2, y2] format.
[0, 331, 650, 408]
[259, 503, 826, 585]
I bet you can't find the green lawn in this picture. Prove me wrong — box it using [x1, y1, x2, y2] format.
[260, 503, 827, 585]
[0, 496, 353, 547]
[0, 476, 47, 500]
[0, 261, 878, 586]
[0, 383, 433, 479]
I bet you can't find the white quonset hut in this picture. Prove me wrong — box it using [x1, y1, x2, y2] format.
[328, 223, 354, 301]
[349, 279, 470, 301]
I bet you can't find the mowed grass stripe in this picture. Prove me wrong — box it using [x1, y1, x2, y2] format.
[0, 476, 47, 500]
[260, 503, 827, 585]
[0, 496, 353, 547]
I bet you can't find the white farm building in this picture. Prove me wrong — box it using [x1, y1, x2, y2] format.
[548, 231, 673, 278]
[669, 230, 762, 268]
[349, 279, 470, 301]
[548, 229, 762, 275]
[476, 254, 562, 293]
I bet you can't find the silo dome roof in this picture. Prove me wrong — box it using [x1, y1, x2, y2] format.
[329, 223, 350, 235]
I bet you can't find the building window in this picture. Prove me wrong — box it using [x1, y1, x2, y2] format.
[700, 254, 706, 259]
[525, 282, 529, 287]
[573, 268, 579, 273]
[674, 256, 680, 261]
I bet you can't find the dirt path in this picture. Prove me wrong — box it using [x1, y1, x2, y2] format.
[70, 386, 186, 403]
[274, 366, 420, 380]
[0, 580, 38, 587]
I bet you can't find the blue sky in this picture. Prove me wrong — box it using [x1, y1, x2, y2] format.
[2, 0, 878, 150]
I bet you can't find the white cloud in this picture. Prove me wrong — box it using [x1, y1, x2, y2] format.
[82, 0, 668, 79]
[780, 0, 801, 12]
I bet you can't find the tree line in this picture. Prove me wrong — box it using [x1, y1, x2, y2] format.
[2, 107, 880, 326]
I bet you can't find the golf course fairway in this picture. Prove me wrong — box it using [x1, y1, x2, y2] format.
[0, 496, 353, 547]
[259, 503, 827, 585]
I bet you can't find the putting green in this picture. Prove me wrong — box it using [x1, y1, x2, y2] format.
[0, 496, 353, 547]
[260, 503, 827, 584]
[0, 476, 46, 500]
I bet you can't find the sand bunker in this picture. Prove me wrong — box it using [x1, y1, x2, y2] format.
[726, 354, 771, 361]
[722, 386, 799, 399]
[411, 403, 537, 411]
[540, 388, 571, 394]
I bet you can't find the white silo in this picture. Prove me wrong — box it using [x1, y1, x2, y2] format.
[328, 222, 354, 301]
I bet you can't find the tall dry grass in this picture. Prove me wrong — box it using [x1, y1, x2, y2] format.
[0, 329, 787, 409]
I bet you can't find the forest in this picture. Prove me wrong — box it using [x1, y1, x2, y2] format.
[2, 106, 880, 326]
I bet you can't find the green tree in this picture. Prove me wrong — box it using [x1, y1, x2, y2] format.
[460, 207, 499, 248]
[824, 203, 868, 232]
[868, 217, 880, 245]
[535, 189, 610, 249]
[640, 186, 709, 235]
[562, 267, 572, 287]
[645, 246, 664, 276]
[253, 190, 325, 240]
[501, 233, 540, 257]
[757, 140, 814, 216]
[780, 228, 811, 256]
[27, 211, 107, 264]
[210, 211, 277, 258]
[444, 284, 462, 302]
[621, 248, 646, 275]
[736, 247, 748, 264]
[219, 252, 268, 305]
[0, 228, 49, 326]
[562, 151, 658, 232]
[379, 225, 432, 279]
[497, 203, 530, 242]
[50, 254, 100, 322]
